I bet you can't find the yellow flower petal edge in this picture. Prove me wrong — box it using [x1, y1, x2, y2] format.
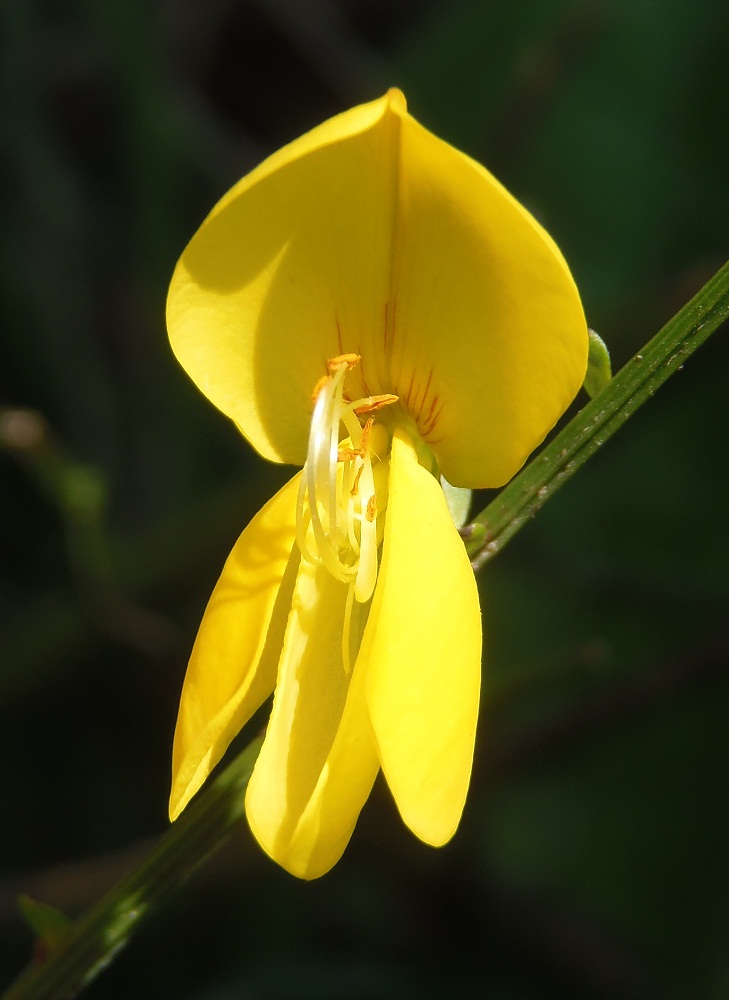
[363, 429, 481, 844]
[168, 89, 588, 489]
[169, 473, 301, 820]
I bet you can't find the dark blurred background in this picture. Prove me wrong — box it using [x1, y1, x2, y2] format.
[1, 1, 728, 997]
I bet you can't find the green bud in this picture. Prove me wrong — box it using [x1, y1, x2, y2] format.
[440, 477, 473, 530]
[583, 328, 612, 398]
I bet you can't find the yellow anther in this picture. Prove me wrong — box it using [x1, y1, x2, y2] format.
[366, 495, 377, 522]
[353, 393, 399, 415]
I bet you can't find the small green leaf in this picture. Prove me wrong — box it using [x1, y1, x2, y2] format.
[18, 896, 73, 952]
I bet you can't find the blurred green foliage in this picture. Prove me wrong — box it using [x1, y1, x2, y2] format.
[1, 1, 727, 998]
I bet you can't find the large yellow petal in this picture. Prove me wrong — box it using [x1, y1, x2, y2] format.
[386, 103, 588, 488]
[169, 473, 301, 820]
[169, 88, 587, 485]
[167, 92, 404, 466]
[245, 560, 379, 879]
[364, 429, 482, 846]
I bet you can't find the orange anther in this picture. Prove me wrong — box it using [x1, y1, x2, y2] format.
[338, 446, 363, 462]
[311, 374, 330, 402]
[353, 393, 399, 415]
[350, 464, 365, 496]
[359, 417, 374, 453]
[366, 495, 377, 522]
[326, 353, 361, 372]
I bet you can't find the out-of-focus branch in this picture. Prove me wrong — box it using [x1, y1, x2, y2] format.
[1, 737, 262, 1000]
[486, 630, 729, 777]
[0, 408, 175, 658]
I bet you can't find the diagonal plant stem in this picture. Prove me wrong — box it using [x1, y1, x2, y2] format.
[2, 259, 728, 1000]
[467, 257, 729, 570]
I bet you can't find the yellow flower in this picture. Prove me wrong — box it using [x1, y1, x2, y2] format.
[167, 89, 587, 878]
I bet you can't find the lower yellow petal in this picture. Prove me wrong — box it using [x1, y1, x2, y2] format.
[169, 473, 301, 820]
[246, 561, 379, 879]
[364, 428, 482, 845]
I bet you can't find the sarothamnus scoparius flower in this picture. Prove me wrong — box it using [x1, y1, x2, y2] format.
[167, 90, 588, 878]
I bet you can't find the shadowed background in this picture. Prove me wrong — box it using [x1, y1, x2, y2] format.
[1, 1, 728, 997]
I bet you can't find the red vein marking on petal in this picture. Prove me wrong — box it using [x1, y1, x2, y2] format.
[413, 365, 434, 422]
[382, 298, 397, 358]
[421, 394, 445, 440]
[359, 352, 372, 397]
[422, 392, 440, 428]
[403, 370, 416, 410]
[423, 407, 443, 444]
[429, 400, 446, 433]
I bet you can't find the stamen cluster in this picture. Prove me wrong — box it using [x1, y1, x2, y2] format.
[296, 355, 396, 612]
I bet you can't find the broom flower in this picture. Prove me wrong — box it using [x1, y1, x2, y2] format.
[167, 89, 587, 878]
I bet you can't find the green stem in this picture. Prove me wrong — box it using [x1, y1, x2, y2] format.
[2, 737, 262, 1000]
[468, 258, 729, 569]
[3, 260, 728, 1000]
